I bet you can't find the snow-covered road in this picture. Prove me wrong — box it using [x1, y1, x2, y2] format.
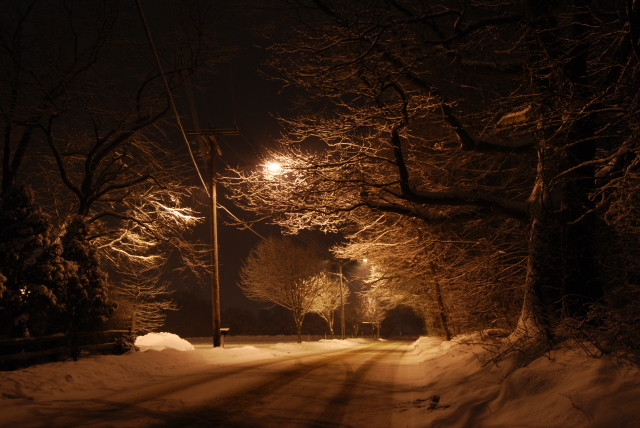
[3, 333, 640, 427]
[2, 340, 418, 427]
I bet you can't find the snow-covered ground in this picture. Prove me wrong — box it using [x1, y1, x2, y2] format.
[0, 333, 363, 403]
[404, 335, 640, 427]
[1, 332, 639, 427]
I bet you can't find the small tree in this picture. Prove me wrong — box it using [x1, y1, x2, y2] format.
[358, 263, 406, 339]
[358, 291, 387, 340]
[310, 271, 350, 339]
[239, 236, 325, 343]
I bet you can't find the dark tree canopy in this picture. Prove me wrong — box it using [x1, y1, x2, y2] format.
[226, 0, 640, 352]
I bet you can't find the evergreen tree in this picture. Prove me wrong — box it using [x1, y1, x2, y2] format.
[0, 184, 54, 337]
[26, 241, 75, 336]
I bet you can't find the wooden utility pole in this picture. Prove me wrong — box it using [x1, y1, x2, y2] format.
[339, 262, 346, 340]
[187, 127, 238, 348]
[208, 136, 222, 348]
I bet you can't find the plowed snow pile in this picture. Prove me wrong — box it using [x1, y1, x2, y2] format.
[404, 334, 640, 427]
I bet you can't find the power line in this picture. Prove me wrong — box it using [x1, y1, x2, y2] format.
[217, 203, 265, 240]
[135, 0, 209, 197]
[139, 1, 334, 263]
[228, 62, 238, 129]
[239, 131, 263, 157]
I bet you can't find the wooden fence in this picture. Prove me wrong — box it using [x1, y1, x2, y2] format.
[0, 330, 134, 369]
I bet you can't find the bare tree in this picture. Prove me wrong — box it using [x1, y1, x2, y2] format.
[309, 270, 350, 339]
[239, 236, 325, 343]
[226, 0, 640, 353]
[33, 0, 225, 268]
[109, 271, 177, 335]
[357, 286, 400, 340]
[1, 0, 228, 257]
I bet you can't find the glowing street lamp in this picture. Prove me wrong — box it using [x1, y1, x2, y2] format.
[266, 162, 282, 174]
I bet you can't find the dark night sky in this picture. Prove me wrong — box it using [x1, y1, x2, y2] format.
[168, 1, 342, 313]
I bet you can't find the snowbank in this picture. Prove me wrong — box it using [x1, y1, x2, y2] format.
[0, 333, 365, 403]
[135, 332, 195, 351]
[406, 335, 640, 428]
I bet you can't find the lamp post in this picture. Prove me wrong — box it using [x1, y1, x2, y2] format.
[335, 258, 367, 340]
[326, 263, 347, 340]
[338, 261, 345, 340]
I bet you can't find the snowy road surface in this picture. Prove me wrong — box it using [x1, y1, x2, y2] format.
[3, 334, 640, 427]
[1, 340, 419, 427]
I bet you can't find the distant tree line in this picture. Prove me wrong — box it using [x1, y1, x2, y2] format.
[221, 305, 423, 339]
[164, 301, 423, 339]
[235, 236, 422, 341]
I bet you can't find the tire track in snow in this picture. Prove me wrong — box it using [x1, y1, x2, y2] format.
[174, 342, 396, 427]
[311, 341, 408, 428]
[19, 342, 385, 427]
[192, 341, 407, 428]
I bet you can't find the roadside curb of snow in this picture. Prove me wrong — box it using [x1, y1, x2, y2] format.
[0, 334, 373, 405]
[410, 336, 453, 363]
[407, 334, 640, 428]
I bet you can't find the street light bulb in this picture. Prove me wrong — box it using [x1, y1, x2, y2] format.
[266, 162, 282, 174]
[362, 259, 368, 262]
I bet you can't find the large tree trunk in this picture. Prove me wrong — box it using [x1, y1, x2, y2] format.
[511, 0, 602, 352]
[509, 155, 553, 350]
[561, 122, 601, 320]
[509, 216, 551, 350]
[294, 311, 304, 343]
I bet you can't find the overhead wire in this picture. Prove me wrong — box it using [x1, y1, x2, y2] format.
[294, 231, 335, 259]
[217, 135, 249, 165]
[159, 0, 270, 243]
[145, 1, 333, 257]
[135, 0, 210, 197]
[163, 0, 207, 166]
[228, 62, 238, 129]
[239, 130, 264, 156]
